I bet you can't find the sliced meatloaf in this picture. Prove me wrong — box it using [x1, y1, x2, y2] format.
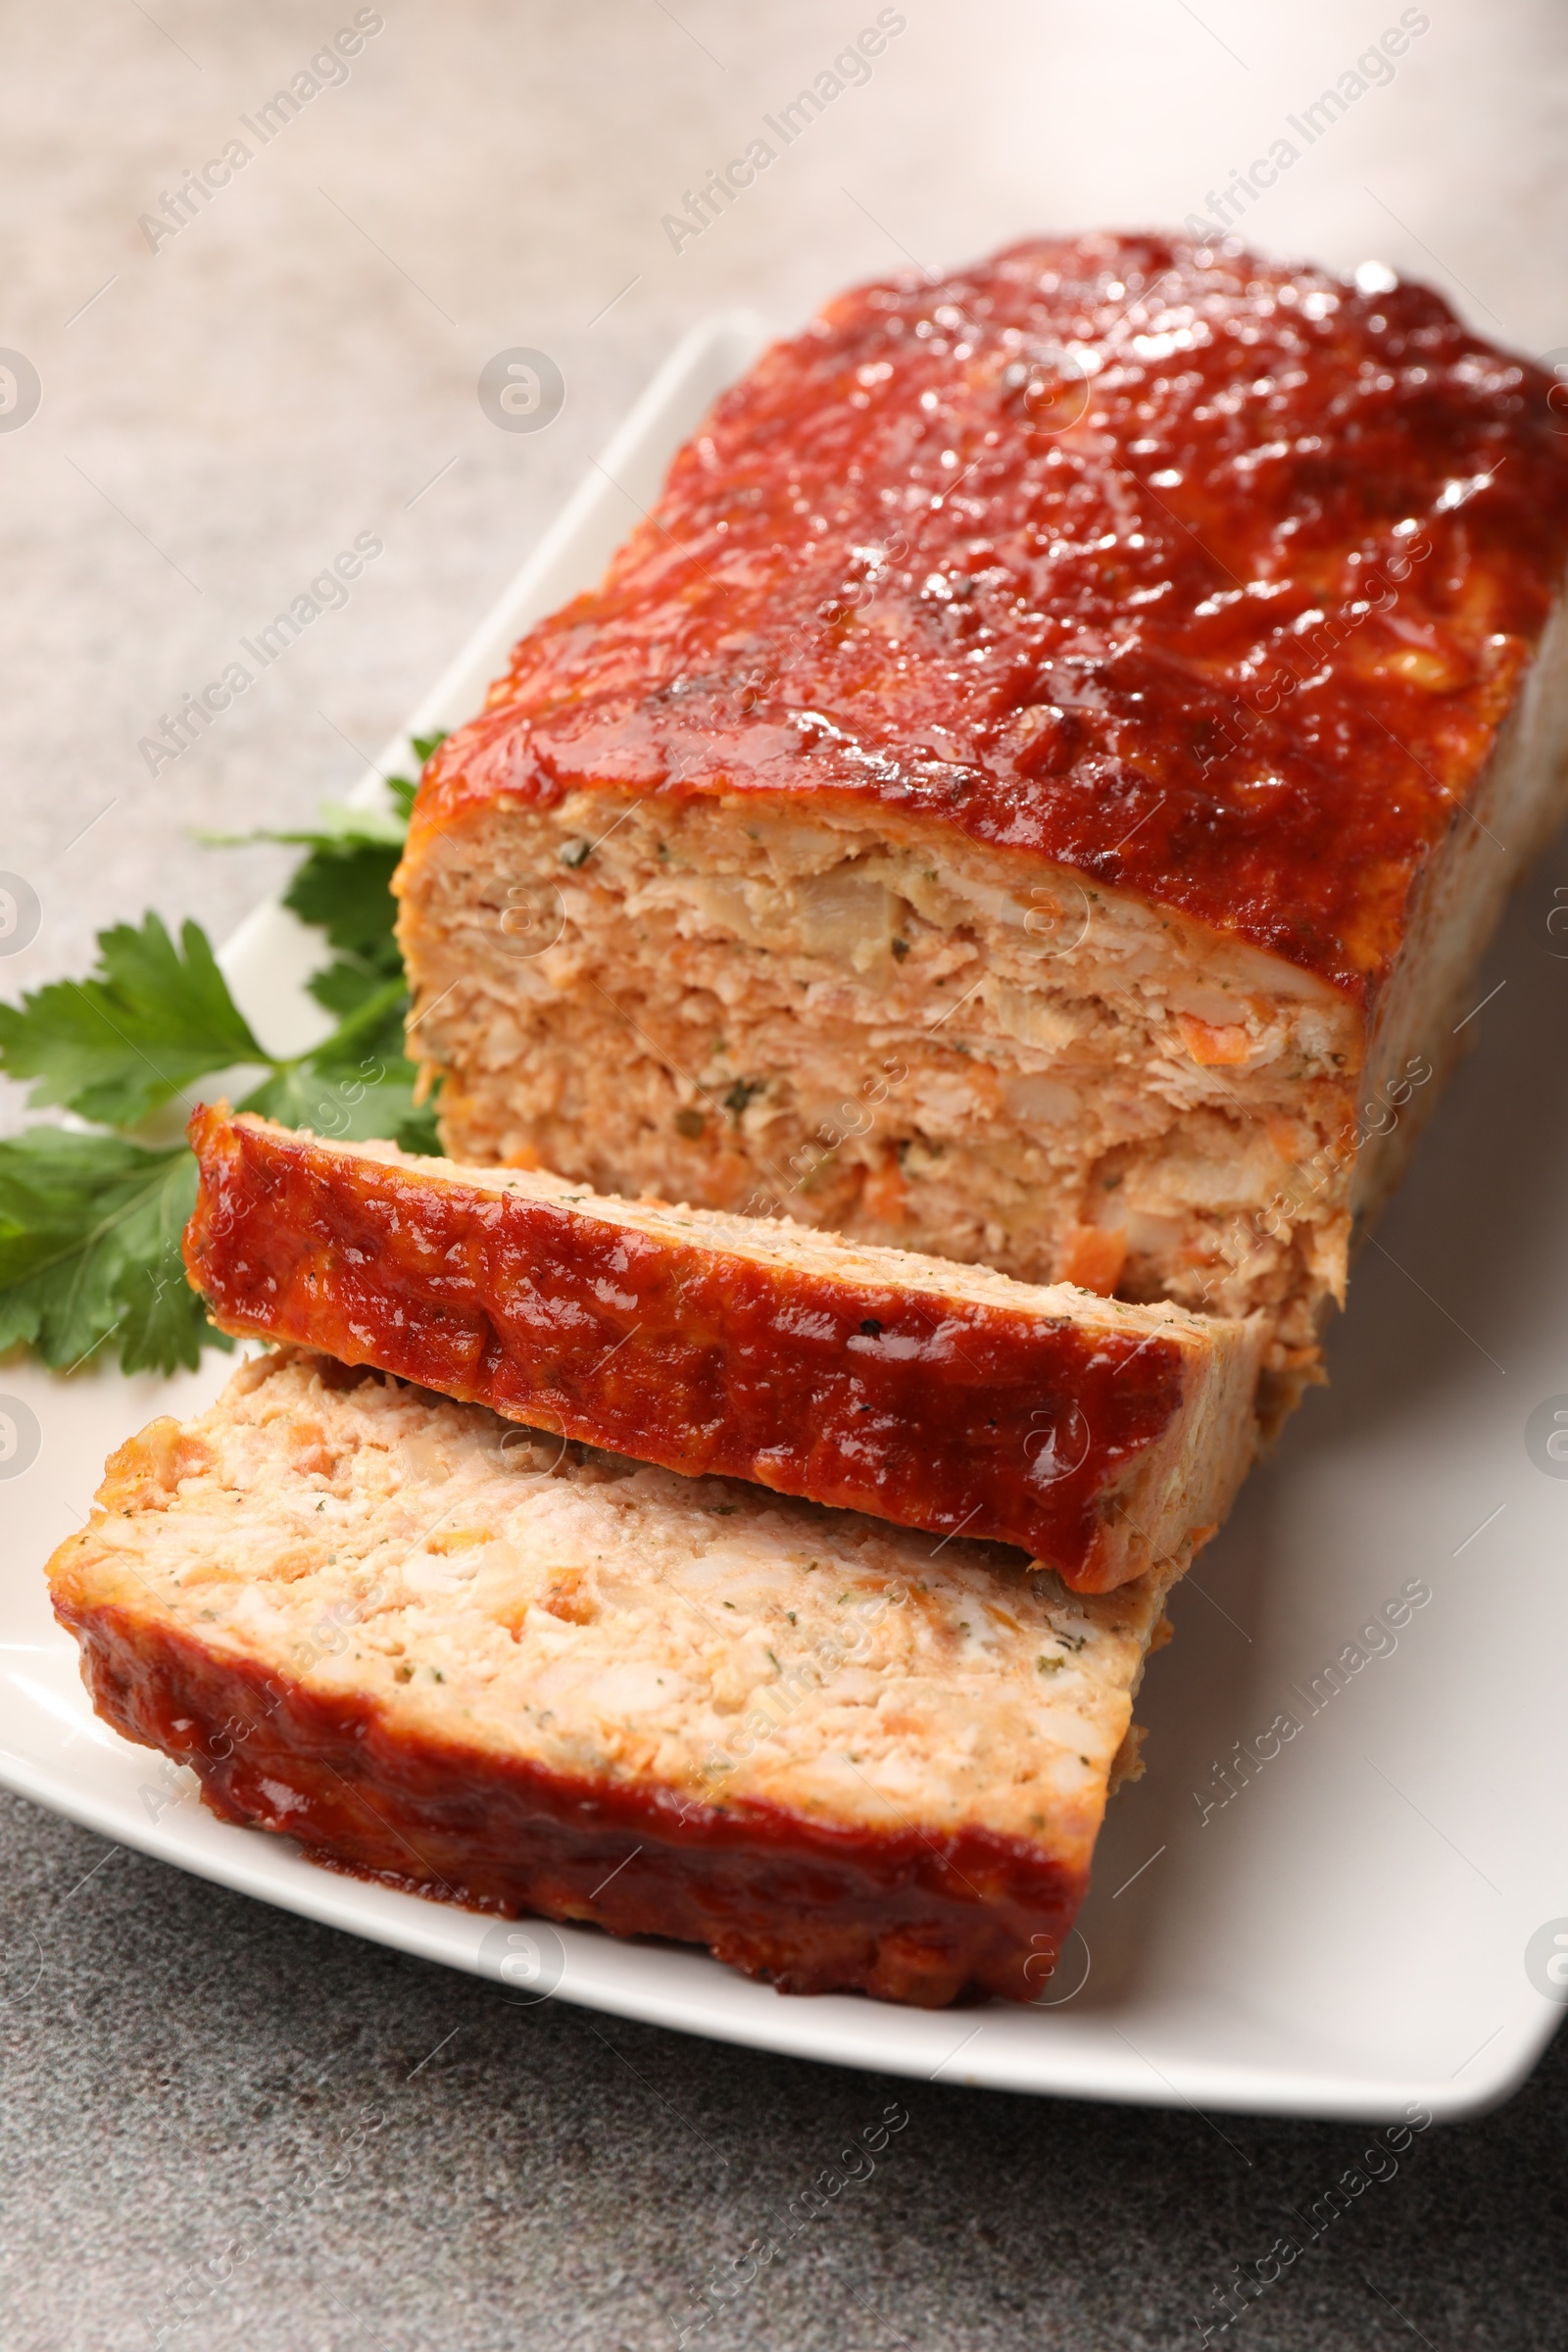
[395, 232, 1568, 1410]
[183, 1105, 1263, 1592]
[48, 1348, 1176, 2006]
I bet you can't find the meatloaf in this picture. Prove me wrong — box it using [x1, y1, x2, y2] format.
[47, 1348, 1176, 2005]
[395, 232, 1568, 1405]
[183, 1105, 1262, 1591]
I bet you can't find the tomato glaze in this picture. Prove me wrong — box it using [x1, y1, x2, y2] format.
[412, 232, 1568, 1001]
[61, 1598, 1084, 2005]
[184, 1108, 1189, 1590]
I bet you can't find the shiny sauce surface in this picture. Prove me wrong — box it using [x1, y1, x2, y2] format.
[61, 1598, 1083, 2004]
[415, 232, 1568, 1000]
[183, 1109, 1188, 1589]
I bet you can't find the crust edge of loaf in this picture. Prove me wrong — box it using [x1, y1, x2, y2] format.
[52, 1586, 1091, 2008]
[183, 1106, 1265, 1593]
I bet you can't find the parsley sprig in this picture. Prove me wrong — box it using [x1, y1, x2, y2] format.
[0, 738, 444, 1376]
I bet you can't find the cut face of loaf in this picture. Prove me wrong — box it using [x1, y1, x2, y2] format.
[396, 233, 1568, 1398]
[47, 1349, 1177, 2007]
[183, 1107, 1263, 1592]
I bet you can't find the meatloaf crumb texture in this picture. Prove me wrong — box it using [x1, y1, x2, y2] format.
[183, 1107, 1264, 1591]
[47, 1349, 1175, 2006]
[397, 233, 1568, 1393]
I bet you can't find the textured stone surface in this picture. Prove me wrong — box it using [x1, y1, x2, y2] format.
[3, 1788, 1566, 2352]
[3, 3, 1567, 2345]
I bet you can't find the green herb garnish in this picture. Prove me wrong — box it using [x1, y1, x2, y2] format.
[0, 736, 446, 1376]
[0, 1128, 213, 1374]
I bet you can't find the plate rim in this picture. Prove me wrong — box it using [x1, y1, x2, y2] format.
[4, 1725, 1547, 2120]
[6, 312, 1563, 2120]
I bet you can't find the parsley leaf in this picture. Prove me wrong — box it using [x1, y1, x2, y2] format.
[206, 739, 441, 972]
[0, 914, 263, 1128]
[289, 840, 406, 964]
[0, 734, 449, 1372]
[213, 744, 448, 1152]
[239, 1062, 436, 1155]
[239, 973, 432, 1147]
[0, 1127, 226, 1375]
[205, 803, 403, 983]
[391, 1097, 442, 1157]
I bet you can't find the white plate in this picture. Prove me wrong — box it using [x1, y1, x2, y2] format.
[5, 316, 1566, 2120]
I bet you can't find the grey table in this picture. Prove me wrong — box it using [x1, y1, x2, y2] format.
[4, 1782, 1566, 2351]
[3, 4, 1566, 2343]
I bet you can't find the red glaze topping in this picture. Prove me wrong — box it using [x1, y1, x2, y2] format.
[60, 1598, 1083, 2005]
[184, 1108, 1188, 1590]
[412, 232, 1568, 1002]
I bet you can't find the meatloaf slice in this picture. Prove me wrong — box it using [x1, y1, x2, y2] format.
[182, 1105, 1262, 1592]
[47, 1348, 1176, 2006]
[396, 232, 1568, 1407]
